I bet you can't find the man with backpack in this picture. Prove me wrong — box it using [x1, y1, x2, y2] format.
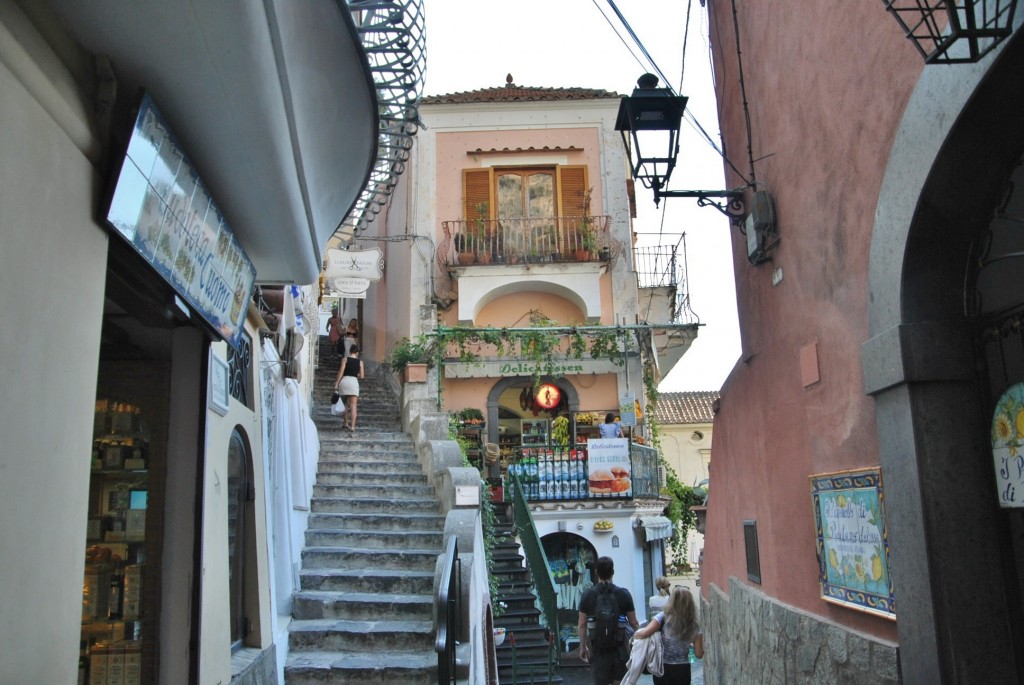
[577, 556, 640, 685]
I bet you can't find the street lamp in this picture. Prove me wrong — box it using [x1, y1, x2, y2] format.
[615, 73, 745, 219]
[882, 0, 1018, 64]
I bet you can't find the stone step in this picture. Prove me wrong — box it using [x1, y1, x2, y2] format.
[304, 528, 443, 550]
[315, 471, 428, 486]
[312, 483, 436, 500]
[300, 546, 440, 571]
[292, 590, 433, 621]
[299, 568, 435, 595]
[288, 618, 433, 652]
[312, 496, 440, 515]
[284, 650, 436, 685]
[307, 512, 444, 532]
[316, 460, 424, 476]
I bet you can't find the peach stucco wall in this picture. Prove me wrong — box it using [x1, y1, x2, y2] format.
[700, 1, 923, 642]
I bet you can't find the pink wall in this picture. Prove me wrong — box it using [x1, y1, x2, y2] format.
[701, 0, 924, 641]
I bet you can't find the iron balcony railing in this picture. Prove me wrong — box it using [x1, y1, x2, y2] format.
[441, 216, 612, 266]
[509, 470, 560, 650]
[435, 536, 461, 684]
[629, 443, 662, 499]
[634, 242, 697, 324]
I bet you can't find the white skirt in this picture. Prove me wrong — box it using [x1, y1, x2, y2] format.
[339, 376, 360, 397]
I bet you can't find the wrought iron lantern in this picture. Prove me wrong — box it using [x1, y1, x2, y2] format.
[882, 0, 1019, 64]
[615, 74, 744, 217]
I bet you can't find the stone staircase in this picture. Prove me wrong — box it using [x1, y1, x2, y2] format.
[492, 500, 563, 684]
[283, 338, 441, 684]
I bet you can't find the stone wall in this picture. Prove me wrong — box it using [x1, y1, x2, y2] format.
[701, 578, 900, 685]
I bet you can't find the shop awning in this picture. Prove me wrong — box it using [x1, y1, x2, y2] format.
[639, 515, 674, 542]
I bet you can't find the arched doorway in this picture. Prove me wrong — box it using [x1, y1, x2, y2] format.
[541, 532, 598, 649]
[484, 376, 580, 445]
[865, 30, 1024, 683]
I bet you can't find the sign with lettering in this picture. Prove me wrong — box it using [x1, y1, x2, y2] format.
[444, 358, 621, 378]
[328, 277, 371, 296]
[586, 438, 631, 499]
[325, 247, 384, 281]
[810, 468, 895, 619]
[619, 391, 636, 426]
[991, 382, 1024, 507]
[104, 93, 256, 347]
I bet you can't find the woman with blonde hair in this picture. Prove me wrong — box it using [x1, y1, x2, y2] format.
[648, 576, 672, 614]
[632, 586, 703, 684]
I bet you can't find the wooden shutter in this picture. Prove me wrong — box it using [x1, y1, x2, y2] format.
[463, 168, 494, 222]
[557, 165, 589, 218]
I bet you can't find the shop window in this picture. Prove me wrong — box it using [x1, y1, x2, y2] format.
[227, 332, 253, 410]
[227, 427, 254, 648]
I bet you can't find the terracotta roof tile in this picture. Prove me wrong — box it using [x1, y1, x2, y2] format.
[423, 74, 619, 104]
[653, 391, 720, 425]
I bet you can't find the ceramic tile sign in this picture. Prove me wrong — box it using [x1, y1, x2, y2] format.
[104, 92, 255, 348]
[992, 382, 1024, 507]
[810, 467, 895, 619]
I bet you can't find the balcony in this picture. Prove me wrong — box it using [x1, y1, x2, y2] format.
[440, 216, 613, 267]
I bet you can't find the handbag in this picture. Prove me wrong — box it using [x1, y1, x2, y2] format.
[330, 392, 341, 404]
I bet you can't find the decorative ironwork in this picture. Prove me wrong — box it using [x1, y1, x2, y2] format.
[629, 443, 662, 499]
[227, 332, 252, 408]
[441, 216, 614, 267]
[883, 0, 1019, 64]
[341, 1, 426, 236]
[615, 74, 747, 217]
[634, 243, 697, 324]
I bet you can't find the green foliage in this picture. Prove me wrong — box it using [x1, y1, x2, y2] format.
[384, 335, 435, 373]
[663, 466, 705, 567]
[450, 413, 503, 616]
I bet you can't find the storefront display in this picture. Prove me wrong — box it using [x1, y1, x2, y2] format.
[81, 399, 151, 685]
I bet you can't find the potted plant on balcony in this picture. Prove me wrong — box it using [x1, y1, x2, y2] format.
[384, 335, 434, 383]
[572, 188, 595, 261]
[454, 233, 475, 265]
[474, 202, 492, 264]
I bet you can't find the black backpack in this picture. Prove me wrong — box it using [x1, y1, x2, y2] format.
[590, 584, 621, 650]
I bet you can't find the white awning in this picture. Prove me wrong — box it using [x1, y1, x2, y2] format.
[639, 515, 674, 542]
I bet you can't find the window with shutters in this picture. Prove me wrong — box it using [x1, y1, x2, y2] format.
[461, 165, 592, 260]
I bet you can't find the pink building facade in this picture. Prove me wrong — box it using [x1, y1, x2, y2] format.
[698, 3, 1024, 683]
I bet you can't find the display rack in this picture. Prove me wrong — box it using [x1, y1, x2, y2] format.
[81, 400, 149, 685]
[456, 419, 486, 467]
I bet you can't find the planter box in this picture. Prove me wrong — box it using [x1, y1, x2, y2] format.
[403, 363, 428, 383]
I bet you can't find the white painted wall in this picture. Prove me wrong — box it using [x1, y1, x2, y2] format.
[0, 7, 108, 681]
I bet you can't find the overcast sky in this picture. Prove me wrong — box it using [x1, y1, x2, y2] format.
[422, 0, 741, 393]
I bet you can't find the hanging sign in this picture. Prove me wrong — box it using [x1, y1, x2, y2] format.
[535, 383, 562, 409]
[619, 392, 637, 427]
[325, 247, 384, 281]
[328, 277, 371, 296]
[992, 382, 1024, 507]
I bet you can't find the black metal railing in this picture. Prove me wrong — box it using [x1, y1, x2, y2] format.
[630, 443, 662, 498]
[509, 471, 560, 650]
[442, 216, 612, 266]
[435, 536, 461, 684]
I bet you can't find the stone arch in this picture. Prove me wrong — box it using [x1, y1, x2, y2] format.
[484, 375, 580, 445]
[863, 30, 1024, 683]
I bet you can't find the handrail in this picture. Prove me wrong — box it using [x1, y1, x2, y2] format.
[509, 471, 560, 652]
[435, 536, 461, 684]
